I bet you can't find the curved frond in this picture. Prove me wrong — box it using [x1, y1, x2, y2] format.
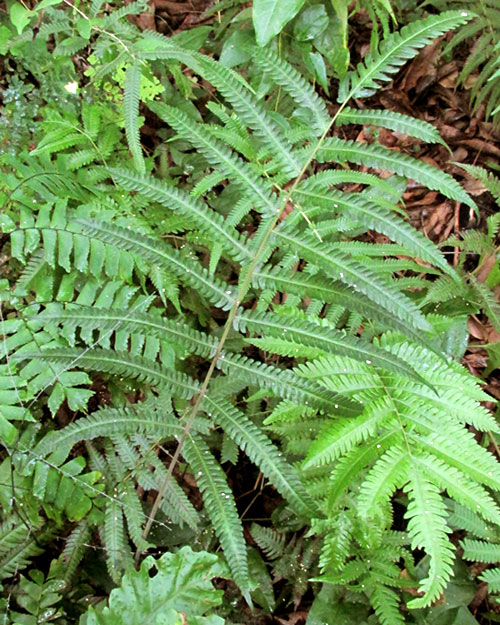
[339, 11, 474, 101]
[183, 435, 250, 598]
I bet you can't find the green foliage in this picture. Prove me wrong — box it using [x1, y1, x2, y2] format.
[0, 2, 498, 624]
[85, 546, 226, 624]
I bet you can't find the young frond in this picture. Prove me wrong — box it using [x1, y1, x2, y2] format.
[123, 62, 145, 173]
[404, 470, 455, 608]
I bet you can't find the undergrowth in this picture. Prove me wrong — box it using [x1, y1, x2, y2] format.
[0, 1, 499, 624]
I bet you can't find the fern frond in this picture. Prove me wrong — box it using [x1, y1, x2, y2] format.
[449, 502, 498, 541]
[250, 524, 286, 560]
[315, 137, 475, 209]
[338, 11, 474, 101]
[0, 519, 53, 580]
[109, 167, 251, 261]
[17, 349, 200, 398]
[404, 469, 455, 608]
[183, 434, 250, 598]
[102, 497, 132, 583]
[61, 521, 92, 582]
[304, 399, 392, 468]
[33, 304, 218, 357]
[358, 446, 410, 518]
[141, 44, 301, 177]
[461, 538, 500, 563]
[204, 396, 314, 517]
[414, 453, 500, 525]
[148, 102, 278, 216]
[123, 62, 145, 173]
[252, 47, 330, 134]
[328, 432, 400, 511]
[274, 229, 432, 330]
[370, 584, 405, 625]
[253, 269, 429, 344]
[480, 567, 500, 593]
[295, 168, 402, 199]
[77, 219, 237, 309]
[336, 107, 447, 146]
[218, 353, 361, 416]
[469, 275, 500, 333]
[235, 311, 427, 384]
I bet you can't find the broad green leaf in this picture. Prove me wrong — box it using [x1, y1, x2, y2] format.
[253, 0, 306, 46]
[9, 3, 31, 34]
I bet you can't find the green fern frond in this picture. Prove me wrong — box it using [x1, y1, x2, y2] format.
[304, 399, 392, 468]
[252, 47, 330, 134]
[292, 187, 454, 275]
[370, 584, 405, 625]
[328, 433, 400, 511]
[234, 310, 428, 384]
[336, 107, 447, 147]
[338, 11, 474, 101]
[414, 453, 500, 525]
[469, 275, 500, 333]
[0, 519, 54, 580]
[109, 167, 251, 261]
[461, 538, 500, 563]
[358, 446, 410, 519]
[449, 502, 499, 541]
[77, 219, 236, 309]
[183, 434, 250, 598]
[295, 168, 402, 199]
[33, 304, 218, 357]
[148, 102, 279, 216]
[314, 137, 475, 209]
[102, 497, 133, 583]
[404, 469, 455, 608]
[218, 353, 361, 416]
[61, 521, 92, 582]
[203, 396, 314, 517]
[274, 229, 432, 330]
[141, 43, 301, 177]
[16, 349, 200, 398]
[253, 268, 430, 344]
[35, 405, 185, 460]
[250, 524, 286, 560]
[480, 567, 500, 593]
[123, 62, 145, 173]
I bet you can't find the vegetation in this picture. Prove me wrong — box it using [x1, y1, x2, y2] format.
[1, 0, 500, 623]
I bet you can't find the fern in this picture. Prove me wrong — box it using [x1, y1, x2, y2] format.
[1, 9, 496, 622]
[123, 62, 146, 173]
[338, 11, 474, 101]
[182, 435, 250, 600]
